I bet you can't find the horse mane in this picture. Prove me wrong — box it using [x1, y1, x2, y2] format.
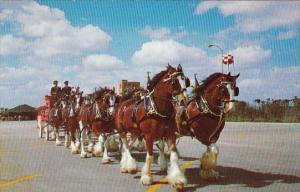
[147, 68, 169, 91]
[93, 87, 110, 99]
[121, 89, 137, 101]
[193, 73, 223, 97]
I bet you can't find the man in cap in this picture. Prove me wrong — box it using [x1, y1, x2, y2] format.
[61, 81, 72, 99]
[50, 80, 61, 101]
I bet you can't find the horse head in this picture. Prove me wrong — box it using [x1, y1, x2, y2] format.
[96, 88, 117, 116]
[160, 64, 190, 105]
[195, 72, 240, 114]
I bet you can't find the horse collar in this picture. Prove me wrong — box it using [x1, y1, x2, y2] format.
[145, 90, 168, 118]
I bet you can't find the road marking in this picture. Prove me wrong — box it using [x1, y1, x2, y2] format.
[145, 161, 193, 192]
[0, 173, 42, 189]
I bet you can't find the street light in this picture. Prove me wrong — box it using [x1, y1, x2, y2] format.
[208, 44, 224, 73]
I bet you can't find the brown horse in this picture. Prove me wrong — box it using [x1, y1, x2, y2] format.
[114, 64, 190, 189]
[62, 93, 82, 154]
[183, 72, 240, 181]
[89, 87, 118, 163]
[48, 100, 66, 146]
[77, 88, 117, 160]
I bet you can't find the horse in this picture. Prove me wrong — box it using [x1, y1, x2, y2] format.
[77, 88, 118, 160]
[181, 72, 240, 181]
[114, 64, 190, 189]
[62, 93, 82, 154]
[88, 87, 118, 163]
[48, 99, 66, 146]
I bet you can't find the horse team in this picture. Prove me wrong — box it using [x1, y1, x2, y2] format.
[38, 64, 240, 190]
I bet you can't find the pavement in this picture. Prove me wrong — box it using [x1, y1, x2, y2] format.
[0, 121, 299, 192]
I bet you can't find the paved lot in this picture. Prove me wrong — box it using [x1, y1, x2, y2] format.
[0, 121, 300, 192]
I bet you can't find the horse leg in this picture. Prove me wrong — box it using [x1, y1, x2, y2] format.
[55, 126, 63, 146]
[64, 123, 70, 148]
[106, 135, 119, 152]
[70, 121, 79, 154]
[101, 135, 112, 164]
[93, 134, 104, 157]
[157, 140, 168, 171]
[79, 121, 88, 158]
[75, 128, 80, 149]
[120, 133, 137, 174]
[200, 144, 219, 181]
[140, 136, 154, 185]
[87, 129, 94, 153]
[137, 136, 146, 152]
[167, 137, 187, 190]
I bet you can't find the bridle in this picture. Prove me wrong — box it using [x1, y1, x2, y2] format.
[145, 71, 189, 118]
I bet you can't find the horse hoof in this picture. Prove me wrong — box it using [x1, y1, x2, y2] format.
[140, 175, 152, 185]
[172, 183, 184, 190]
[92, 151, 103, 157]
[102, 158, 112, 164]
[127, 168, 137, 174]
[80, 153, 88, 158]
[87, 146, 93, 153]
[120, 167, 128, 173]
[55, 141, 63, 146]
[71, 149, 80, 154]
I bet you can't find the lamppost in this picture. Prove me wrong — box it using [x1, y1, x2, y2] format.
[208, 44, 224, 73]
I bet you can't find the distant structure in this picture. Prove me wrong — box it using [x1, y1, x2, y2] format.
[116, 80, 141, 96]
[1, 104, 37, 121]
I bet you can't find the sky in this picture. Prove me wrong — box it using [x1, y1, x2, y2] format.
[0, 0, 299, 108]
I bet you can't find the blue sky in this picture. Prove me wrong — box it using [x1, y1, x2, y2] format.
[0, 1, 299, 108]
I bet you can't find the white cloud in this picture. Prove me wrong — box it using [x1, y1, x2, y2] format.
[4, 1, 111, 58]
[277, 30, 298, 40]
[0, 9, 12, 21]
[82, 54, 126, 71]
[237, 66, 300, 101]
[0, 35, 27, 56]
[195, 1, 300, 33]
[140, 26, 171, 40]
[229, 46, 271, 68]
[132, 39, 209, 68]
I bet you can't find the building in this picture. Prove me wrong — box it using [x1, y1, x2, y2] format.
[116, 80, 141, 96]
[1, 104, 37, 121]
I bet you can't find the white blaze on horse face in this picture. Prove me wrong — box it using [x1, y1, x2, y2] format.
[69, 107, 74, 117]
[177, 75, 188, 105]
[75, 96, 80, 110]
[225, 84, 234, 113]
[108, 95, 116, 115]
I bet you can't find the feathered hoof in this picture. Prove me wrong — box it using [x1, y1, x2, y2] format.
[102, 157, 112, 164]
[55, 140, 63, 146]
[64, 142, 70, 148]
[200, 169, 219, 181]
[71, 149, 80, 154]
[140, 174, 152, 185]
[87, 145, 94, 153]
[92, 150, 103, 157]
[127, 168, 137, 174]
[172, 182, 185, 190]
[120, 167, 128, 173]
[75, 141, 80, 148]
[80, 152, 88, 158]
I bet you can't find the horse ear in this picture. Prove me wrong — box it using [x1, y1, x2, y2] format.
[177, 64, 182, 72]
[235, 73, 240, 78]
[112, 87, 115, 93]
[227, 72, 231, 76]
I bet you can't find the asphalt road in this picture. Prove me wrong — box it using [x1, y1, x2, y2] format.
[0, 121, 299, 192]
